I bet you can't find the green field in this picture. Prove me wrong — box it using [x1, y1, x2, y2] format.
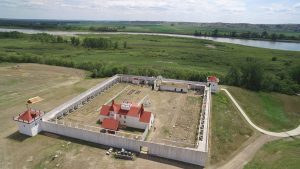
[244, 138, 300, 169]
[210, 91, 254, 165]
[227, 86, 300, 132]
[1, 33, 300, 80]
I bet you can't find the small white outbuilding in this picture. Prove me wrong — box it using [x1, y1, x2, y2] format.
[207, 76, 219, 93]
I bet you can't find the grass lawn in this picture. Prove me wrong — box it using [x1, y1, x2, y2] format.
[244, 138, 300, 169]
[210, 91, 254, 165]
[227, 86, 300, 132]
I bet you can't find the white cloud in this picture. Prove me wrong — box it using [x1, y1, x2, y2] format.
[294, 2, 300, 8]
[0, 0, 299, 23]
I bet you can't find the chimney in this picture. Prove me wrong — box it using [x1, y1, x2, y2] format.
[112, 100, 115, 105]
[141, 104, 144, 113]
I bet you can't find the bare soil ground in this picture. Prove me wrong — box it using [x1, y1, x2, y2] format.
[146, 90, 202, 148]
[0, 63, 197, 169]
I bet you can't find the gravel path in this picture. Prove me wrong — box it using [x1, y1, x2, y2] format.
[221, 88, 300, 137]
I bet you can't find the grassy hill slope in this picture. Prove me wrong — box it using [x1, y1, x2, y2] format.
[244, 138, 300, 169]
[227, 86, 300, 131]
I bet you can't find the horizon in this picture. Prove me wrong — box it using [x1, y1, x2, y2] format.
[1, 0, 300, 24]
[1, 18, 300, 25]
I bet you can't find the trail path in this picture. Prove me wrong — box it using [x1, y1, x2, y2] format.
[221, 88, 300, 137]
[216, 134, 278, 169]
[207, 89, 300, 169]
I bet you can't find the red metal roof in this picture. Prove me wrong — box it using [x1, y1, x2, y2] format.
[207, 76, 219, 83]
[102, 118, 119, 131]
[139, 111, 152, 123]
[17, 109, 41, 122]
[110, 103, 121, 112]
[100, 105, 111, 116]
[99, 100, 143, 118]
[99, 101, 152, 124]
[127, 106, 141, 117]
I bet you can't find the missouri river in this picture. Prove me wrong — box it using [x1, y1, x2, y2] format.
[1, 28, 299, 51]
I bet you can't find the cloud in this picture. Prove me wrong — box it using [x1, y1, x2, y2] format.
[294, 3, 300, 8]
[0, 0, 299, 23]
[261, 2, 300, 15]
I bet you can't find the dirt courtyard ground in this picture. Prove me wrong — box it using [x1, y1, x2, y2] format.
[58, 82, 202, 148]
[146, 90, 202, 148]
[1, 63, 201, 169]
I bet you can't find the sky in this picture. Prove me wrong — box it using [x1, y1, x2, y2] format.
[0, 0, 300, 24]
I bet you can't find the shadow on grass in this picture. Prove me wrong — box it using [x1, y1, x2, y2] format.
[6, 131, 31, 142]
[40, 131, 203, 169]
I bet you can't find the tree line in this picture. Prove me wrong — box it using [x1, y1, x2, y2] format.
[0, 53, 221, 84]
[0, 32, 128, 49]
[194, 29, 300, 41]
[1, 50, 299, 94]
[89, 26, 121, 32]
[71, 37, 127, 49]
[224, 58, 300, 95]
[0, 20, 126, 32]
[0, 32, 66, 43]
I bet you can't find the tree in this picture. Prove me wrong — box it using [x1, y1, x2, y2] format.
[123, 41, 127, 49]
[114, 42, 118, 49]
[261, 31, 269, 39]
[250, 32, 260, 39]
[91, 69, 98, 78]
[240, 31, 251, 39]
[225, 66, 241, 86]
[271, 56, 277, 61]
[212, 29, 219, 37]
[56, 36, 64, 43]
[240, 58, 264, 91]
[82, 37, 111, 49]
[291, 65, 300, 84]
[279, 34, 286, 40]
[270, 33, 278, 41]
[70, 37, 80, 46]
[230, 31, 237, 37]
[194, 30, 199, 36]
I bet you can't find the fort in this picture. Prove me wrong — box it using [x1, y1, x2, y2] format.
[14, 74, 218, 166]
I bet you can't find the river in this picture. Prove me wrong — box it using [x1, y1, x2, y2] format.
[0, 28, 299, 51]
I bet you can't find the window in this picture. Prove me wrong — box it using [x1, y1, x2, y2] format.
[124, 115, 126, 119]
[119, 114, 121, 118]
[124, 121, 126, 124]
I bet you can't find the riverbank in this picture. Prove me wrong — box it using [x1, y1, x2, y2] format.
[2, 26, 300, 43]
[0, 28, 300, 51]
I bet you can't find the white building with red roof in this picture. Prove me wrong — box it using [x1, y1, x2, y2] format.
[207, 76, 220, 93]
[99, 100, 154, 131]
[13, 108, 44, 136]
